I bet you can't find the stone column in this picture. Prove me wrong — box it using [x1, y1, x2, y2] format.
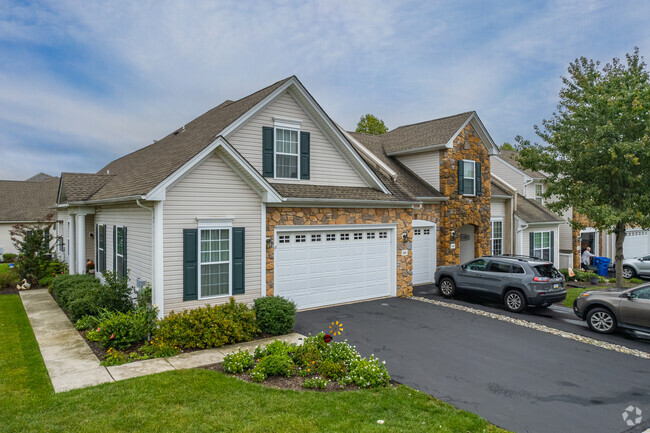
[76, 214, 86, 275]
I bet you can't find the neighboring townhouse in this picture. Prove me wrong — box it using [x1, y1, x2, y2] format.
[56, 76, 501, 316]
[0, 173, 59, 255]
[490, 151, 564, 266]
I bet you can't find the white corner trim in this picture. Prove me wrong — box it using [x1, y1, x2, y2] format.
[261, 202, 266, 299]
[153, 201, 164, 318]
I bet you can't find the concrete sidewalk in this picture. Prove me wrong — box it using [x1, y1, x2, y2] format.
[20, 289, 304, 393]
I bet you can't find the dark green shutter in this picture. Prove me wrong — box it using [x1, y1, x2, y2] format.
[183, 229, 198, 301]
[101, 225, 106, 272]
[300, 131, 310, 180]
[458, 160, 465, 195]
[122, 227, 127, 278]
[550, 231, 554, 264]
[113, 225, 117, 272]
[232, 227, 245, 295]
[476, 162, 482, 196]
[262, 127, 274, 177]
[95, 225, 99, 270]
[529, 232, 535, 258]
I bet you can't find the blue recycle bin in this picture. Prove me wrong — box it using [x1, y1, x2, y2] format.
[593, 257, 610, 276]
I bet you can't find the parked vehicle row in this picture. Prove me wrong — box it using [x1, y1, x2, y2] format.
[573, 284, 650, 334]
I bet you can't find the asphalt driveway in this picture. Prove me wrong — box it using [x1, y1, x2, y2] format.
[295, 297, 650, 433]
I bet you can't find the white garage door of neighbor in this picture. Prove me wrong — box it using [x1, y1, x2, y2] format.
[412, 225, 436, 285]
[274, 227, 394, 309]
[625, 229, 650, 258]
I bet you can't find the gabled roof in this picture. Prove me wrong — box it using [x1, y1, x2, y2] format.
[25, 172, 54, 182]
[88, 77, 293, 201]
[348, 132, 445, 201]
[515, 194, 563, 224]
[370, 111, 499, 157]
[58, 173, 114, 203]
[495, 150, 546, 179]
[0, 177, 59, 222]
[491, 180, 512, 198]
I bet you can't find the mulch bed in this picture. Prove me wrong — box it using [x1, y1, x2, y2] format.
[201, 362, 370, 392]
[0, 286, 21, 295]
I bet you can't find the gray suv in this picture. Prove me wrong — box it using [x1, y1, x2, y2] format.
[434, 255, 566, 313]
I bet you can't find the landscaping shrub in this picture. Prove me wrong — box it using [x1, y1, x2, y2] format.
[155, 298, 260, 350]
[139, 339, 181, 358]
[9, 220, 56, 284]
[254, 296, 296, 335]
[559, 268, 570, 281]
[629, 278, 644, 284]
[250, 354, 294, 382]
[302, 377, 330, 389]
[87, 307, 157, 349]
[137, 284, 153, 308]
[344, 355, 391, 389]
[74, 315, 101, 331]
[318, 359, 345, 379]
[0, 269, 20, 289]
[2, 253, 17, 263]
[222, 349, 255, 374]
[98, 270, 134, 313]
[609, 278, 616, 283]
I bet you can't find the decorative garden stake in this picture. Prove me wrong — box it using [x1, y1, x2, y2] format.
[329, 320, 343, 336]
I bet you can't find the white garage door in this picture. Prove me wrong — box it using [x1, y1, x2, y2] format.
[412, 223, 436, 285]
[625, 229, 650, 258]
[274, 227, 394, 309]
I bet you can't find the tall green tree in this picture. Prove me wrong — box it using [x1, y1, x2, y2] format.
[355, 114, 388, 135]
[10, 212, 57, 284]
[516, 48, 650, 285]
[500, 142, 515, 150]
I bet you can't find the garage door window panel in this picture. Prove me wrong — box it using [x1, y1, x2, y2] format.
[200, 228, 230, 298]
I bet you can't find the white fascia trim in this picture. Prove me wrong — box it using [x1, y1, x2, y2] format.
[524, 221, 564, 226]
[337, 125, 397, 179]
[260, 202, 266, 299]
[386, 144, 447, 157]
[145, 137, 282, 203]
[412, 219, 436, 227]
[275, 223, 397, 232]
[415, 196, 449, 203]
[68, 195, 146, 206]
[490, 173, 518, 194]
[286, 80, 390, 194]
[444, 113, 499, 156]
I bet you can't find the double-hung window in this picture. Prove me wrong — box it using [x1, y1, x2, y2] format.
[491, 220, 503, 256]
[275, 128, 299, 179]
[532, 231, 551, 261]
[535, 184, 544, 205]
[199, 227, 230, 298]
[463, 160, 476, 195]
[115, 226, 126, 278]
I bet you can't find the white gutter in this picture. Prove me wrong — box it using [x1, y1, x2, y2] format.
[416, 196, 449, 203]
[67, 195, 147, 206]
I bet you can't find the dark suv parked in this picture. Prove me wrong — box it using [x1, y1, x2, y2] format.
[434, 255, 566, 312]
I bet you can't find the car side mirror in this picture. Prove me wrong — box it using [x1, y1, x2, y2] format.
[461, 264, 466, 270]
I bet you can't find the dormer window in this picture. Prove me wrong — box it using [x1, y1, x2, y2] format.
[275, 128, 299, 179]
[535, 184, 544, 205]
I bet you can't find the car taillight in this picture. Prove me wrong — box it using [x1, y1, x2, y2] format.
[533, 277, 551, 282]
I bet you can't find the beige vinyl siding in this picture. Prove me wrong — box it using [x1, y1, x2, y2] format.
[491, 157, 525, 193]
[521, 224, 560, 266]
[526, 181, 542, 200]
[95, 204, 152, 288]
[558, 208, 573, 252]
[163, 152, 262, 315]
[397, 151, 440, 189]
[490, 199, 506, 217]
[0, 223, 16, 255]
[227, 91, 367, 187]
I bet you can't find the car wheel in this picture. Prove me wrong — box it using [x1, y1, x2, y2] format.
[586, 307, 617, 334]
[504, 290, 527, 313]
[439, 278, 456, 298]
[622, 266, 635, 280]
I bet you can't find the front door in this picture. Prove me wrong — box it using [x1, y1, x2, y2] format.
[460, 224, 475, 265]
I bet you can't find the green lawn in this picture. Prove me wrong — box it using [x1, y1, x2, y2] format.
[0, 263, 9, 274]
[0, 296, 507, 433]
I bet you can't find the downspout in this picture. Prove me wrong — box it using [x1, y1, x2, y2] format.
[523, 178, 534, 198]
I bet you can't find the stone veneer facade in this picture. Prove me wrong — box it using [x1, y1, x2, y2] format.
[413, 124, 492, 266]
[266, 207, 413, 297]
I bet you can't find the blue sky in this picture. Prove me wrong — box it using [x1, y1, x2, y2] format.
[1, 0, 649, 180]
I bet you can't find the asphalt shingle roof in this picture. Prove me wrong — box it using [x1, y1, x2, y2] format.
[498, 150, 546, 179]
[61, 77, 293, 203]
[272, 184, 403, 202]
[348, 132, 445, 201]
[0, 177, 60, 222]
[59, 173, 114, 202]
[377, 112, 474, 155]
[515, 194, 563, 223]
[490, 180, 512, 197]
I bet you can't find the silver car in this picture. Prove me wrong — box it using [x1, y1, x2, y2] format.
[573, 284, 650, 334]
[621, 254, 650, 279]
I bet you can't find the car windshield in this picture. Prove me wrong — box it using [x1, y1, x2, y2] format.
[533, 264, 562, 279]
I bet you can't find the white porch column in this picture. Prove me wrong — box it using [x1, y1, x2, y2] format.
[69, 214, 76, 274]
[152, 201, 164, 318]
[76, 213, 86, 274]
